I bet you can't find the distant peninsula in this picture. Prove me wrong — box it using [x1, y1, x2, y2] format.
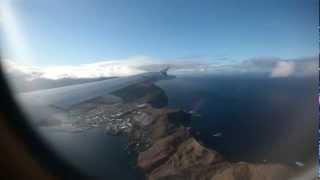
[67, 82, 294, 180]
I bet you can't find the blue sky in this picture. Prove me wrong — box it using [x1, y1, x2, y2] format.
[1, 0, 318, 66]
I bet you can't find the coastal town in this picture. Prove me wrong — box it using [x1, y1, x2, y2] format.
[69, 102, 151, 135]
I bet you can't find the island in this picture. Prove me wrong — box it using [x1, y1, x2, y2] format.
[64, 82, 294, 180]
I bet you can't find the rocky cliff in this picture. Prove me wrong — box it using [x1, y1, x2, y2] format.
[134, 107, 293, 180]
[111, 82, 294, 180]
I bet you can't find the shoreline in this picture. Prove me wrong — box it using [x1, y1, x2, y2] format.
[43, 82, 297, 179]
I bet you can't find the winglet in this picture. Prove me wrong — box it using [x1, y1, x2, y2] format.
[160, 66, 170, 76]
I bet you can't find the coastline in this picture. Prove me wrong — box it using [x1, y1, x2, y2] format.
[63, 82, 295, 180]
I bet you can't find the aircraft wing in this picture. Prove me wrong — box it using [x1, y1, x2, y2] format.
[16, 70, 174, 123]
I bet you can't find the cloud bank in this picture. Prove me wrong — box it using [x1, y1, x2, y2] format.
[3, 56, 150, 80]
[2, 56, 317, 80]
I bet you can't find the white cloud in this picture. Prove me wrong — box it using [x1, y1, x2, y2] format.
[3, 57, 150, 80]
[270, 61, 295, 78]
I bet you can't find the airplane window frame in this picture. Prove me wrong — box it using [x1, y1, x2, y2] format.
[0, 61, 87, 179]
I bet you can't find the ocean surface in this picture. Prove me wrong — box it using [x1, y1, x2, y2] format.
[38, 127, 143, 179]
[157, 74, 317, 165]
[38, 74, 317, 179]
